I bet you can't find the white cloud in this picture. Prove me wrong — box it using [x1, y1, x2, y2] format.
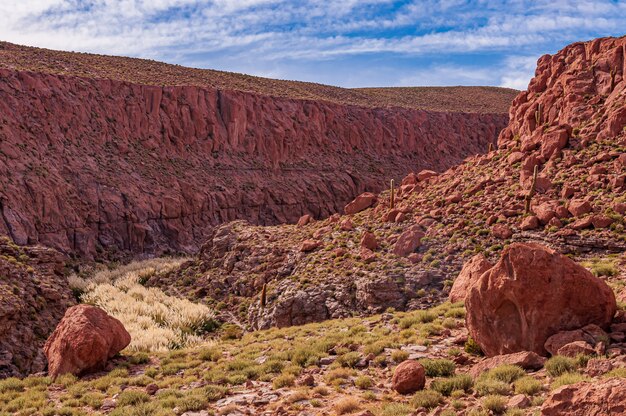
[0, 0, 624, 87]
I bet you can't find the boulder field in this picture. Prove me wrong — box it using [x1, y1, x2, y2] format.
[0, 43, 511, 259]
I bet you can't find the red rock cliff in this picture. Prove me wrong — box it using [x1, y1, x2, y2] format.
[499, 36, 626, 155]
[0, 68, 508, 258]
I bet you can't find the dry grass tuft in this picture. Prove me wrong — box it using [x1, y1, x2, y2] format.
[76, 258, 216, 351]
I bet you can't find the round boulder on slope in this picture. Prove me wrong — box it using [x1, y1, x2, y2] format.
[44, 304, 131, 378]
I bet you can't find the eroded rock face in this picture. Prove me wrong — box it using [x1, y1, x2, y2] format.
[466, 243, 616, 356]
[541, 378, 626, 416]
[0, 68, 507, 259]
[469, 351, 546, 378]
[44, 305, 130, 378]
[499, 36, 626, 152]
[0, 238, 74, 378]
[449, 254, 493, 303]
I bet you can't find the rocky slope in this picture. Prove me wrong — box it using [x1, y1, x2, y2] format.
[0, 237, 73, 378]
[0, 42, 513, 259]
[152, 36, 626, 330]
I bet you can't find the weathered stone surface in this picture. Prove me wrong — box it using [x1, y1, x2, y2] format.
[491, 224, 513, 239]
[345, 193, 377, 215]
[469, 351, 546, 378]
[557, 341, 596, 358]
[44, 305, 131, 378]
[392, 360, 425, 394]
[449, 254, 493, 303]
[520, 215, 540, 230]
[466, 243, 616, 356]
[568, 199, 593, 217]
[544, 324, 608, 356]
[508, 394, 531, 409]
[541, 378, 626, 416]
[392, 225, 424, 257]
[360, 231, 378, 251]
[0, 239, 74, 378]
[0, 64, 507, 259]
[417, 170, 437, 182]
[300, 240, 321, 252]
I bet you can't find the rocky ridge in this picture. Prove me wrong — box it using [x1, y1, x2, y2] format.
[153, 36, 626, 330]
[0, 43, 512, 259]
[0, 237, 73, 378]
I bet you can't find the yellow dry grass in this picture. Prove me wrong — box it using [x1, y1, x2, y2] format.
[71, 258, 216, 352]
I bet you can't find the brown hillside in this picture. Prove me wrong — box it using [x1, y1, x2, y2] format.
[0, 41, 517, 113]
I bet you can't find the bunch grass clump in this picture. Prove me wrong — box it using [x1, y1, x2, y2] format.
[77, 258, 216, 352]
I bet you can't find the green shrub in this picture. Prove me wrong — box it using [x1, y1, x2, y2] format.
[430, 374, 473, 396]
[411, 389, 443, 409]
[551, 372, 589, 389]
[116, 390, 150, 406]
[355, 376, 373, 390]
[378, 402, 413, 416]
[337, 352, 361, 368]
[391, 350, 409, 363]
[514, 376, 543, 395]
[545, 356, 577, 377]
[272, 374, 295, 389]
[482, 394, 507, 414]
[475, 378, 511, 396]
[419, 359, 455, 377]
[485, 364, 526, 383]
[464, 337, 483, 356]
[398, 311, 436, 329]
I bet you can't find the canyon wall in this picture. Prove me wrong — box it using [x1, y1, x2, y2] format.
[0, 69, 508, 258]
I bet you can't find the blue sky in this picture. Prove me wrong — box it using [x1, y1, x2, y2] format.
[1, 1, 625, 89]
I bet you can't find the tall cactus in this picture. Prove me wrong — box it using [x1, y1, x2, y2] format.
[535, 103, 542, 126]
[524, 165, 539, 214]
[260, 283, 267, 308]
[610, 69, 616, 92]
[390, 179, 395, 209]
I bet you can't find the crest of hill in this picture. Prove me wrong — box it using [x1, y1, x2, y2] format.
[0, 41, 517, 113]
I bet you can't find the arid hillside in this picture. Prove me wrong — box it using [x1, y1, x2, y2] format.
[0, 41, 517, 113]
[153, 36, 626, 330]
[0, 42, 513, 259]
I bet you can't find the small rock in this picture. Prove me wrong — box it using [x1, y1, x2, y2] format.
[299, 239, 321, 252]
[391, 360, 425, 394]
[508, 394, 531, 409]
[145, 383, 159, 395]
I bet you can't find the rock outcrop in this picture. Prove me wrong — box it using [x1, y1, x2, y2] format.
[0, 43, 510, 258]
[0, 237, 73, 378]
[541, 378, 626, 416]
[44, 305, 131, 378]
[466, 243, 616, 356]
[448, 254, 493, 303]
[499, 36, 626, 153]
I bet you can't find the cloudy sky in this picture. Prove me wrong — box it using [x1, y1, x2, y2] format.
[1, 1, 625, 89]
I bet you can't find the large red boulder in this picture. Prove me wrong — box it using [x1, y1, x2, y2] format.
[344, 192, 377, 215]
[44, 305, 131, 378]
[392, 225, 424, 257]
[391, 360, 425, 394]
[449, 254, 493, 303]
[541, 378, 626, 416]
[466, 243, 616, 357]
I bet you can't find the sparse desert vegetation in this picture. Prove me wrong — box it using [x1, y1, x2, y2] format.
[71, 258, 217, 351]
